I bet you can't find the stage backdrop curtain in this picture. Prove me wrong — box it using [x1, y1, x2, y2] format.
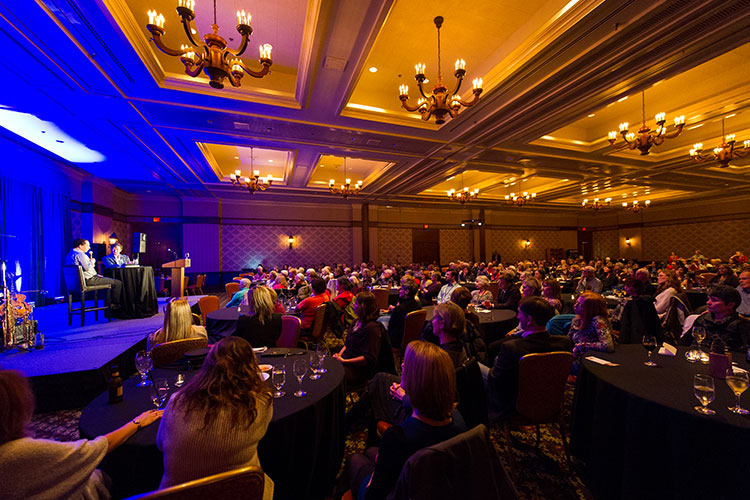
[0, 176, 71, 301]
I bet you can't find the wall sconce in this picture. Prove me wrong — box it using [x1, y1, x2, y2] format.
[288, 235, 294, 249]
[523, 239, 531, 249]
[625, 237, 632, 247]
[108, 232, 118, 245]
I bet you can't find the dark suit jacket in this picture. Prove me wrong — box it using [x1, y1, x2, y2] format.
[493, 286, 521, 310]
[388, 297, 422, 348]
[487, 331, 573, 421]
[619, 295, 662, 344]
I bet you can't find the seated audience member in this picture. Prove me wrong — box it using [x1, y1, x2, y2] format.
[493, 272, 521, 311]
[157, 337, 273, 499]
[333, 292, 387, 388]
[272, 274, 287, 290]
[485, 297, 572, 421]
[618, 277, 662, 344]
[347, 341, 467, 500]
[148, 299, 207, 350]
[102, 242, 131, 268]
[711, 264, 740, 288]
[376, 269, 396, 287]
[730, 251, 748, 265]
[599, 266, 619, 290]
[335, 277, 357, 328]
[470, 275, 493, 306]
[226, 278, 252, 308]
[0, 369, 162, 500]
[436, 270, 460, 304]
[66, 238, 123, 308]
[428, 301, 469, 367]
[295, 277, 328, 335]
[234, 286, 282, 348]
[654, 269, 682, 320]
[521, 276, 542, 298]
[684, 285, 750, 352]
[419, 271, 443, 305]
[575, 266, 603, 295]
[542, 278, 563, 313]
[387, 275, 422, 349]
[737, 270, 750, 316]
[449, 287, 487, 364]
[635, 268, 657, 296]
[293, 273, 311, 300]
[266, 287, 285, 314]
[568, 292, 615, 357]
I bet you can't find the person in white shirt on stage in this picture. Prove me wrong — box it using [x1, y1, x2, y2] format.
[102, 242, 131, 269]
[65, 238, 122, 308]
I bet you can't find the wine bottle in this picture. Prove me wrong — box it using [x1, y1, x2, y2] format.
[108, 365, 123, 404]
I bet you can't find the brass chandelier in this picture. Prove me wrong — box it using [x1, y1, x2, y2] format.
[582, 197, 611, 210]
[398, 16, 483, 125]
[690, 119, 750, 168]
[329, 158, 363, 199]
[146, 0, 273, 90]
[505, 192, 536, 207]
[229, 147, 272, 194]
[622, 199, 650, 213]
[608, 91, 684, 155]
[447, 172, 478, 204]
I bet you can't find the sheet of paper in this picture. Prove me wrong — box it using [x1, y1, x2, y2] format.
[586, 356, 619, 367]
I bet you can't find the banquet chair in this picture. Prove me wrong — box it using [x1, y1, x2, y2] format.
[125, 465, 265, 500]
[498, 351, 574, 477]
[186, 274, 206, 295]
[372, 288, 390, 310]
[392, 309, 427, 368]
[488, 281, 500, 300]
[150, 337, 209, 368]
[225, 282, 240, 300]
[696, 272, 715, 287]
[278, 315, 301, 348]
[62, 264, 111, 326]
[182, 276, 189, 296]
[298, 303, 327, 349]
[198, 295, 220, 325]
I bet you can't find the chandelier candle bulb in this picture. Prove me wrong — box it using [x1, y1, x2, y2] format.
[178, 0, 194, 10]
[399, 85, 409, 97]
[619, 122, 628, 132]
[726, 134, 735, 142]
[455, 59, 465, 71]
[253, 170, 260, 177]
[472, 78, 482, 90]
[259, 44, 272, 60]
[674, 116, 685, 126]
[655, 112, 665, 123]
[237, 10, 250, 26]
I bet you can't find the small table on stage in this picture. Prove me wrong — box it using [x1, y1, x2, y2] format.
[79, 348, 345, 500]
[103, 266, 158, 319]
[571, 345, 750, 500]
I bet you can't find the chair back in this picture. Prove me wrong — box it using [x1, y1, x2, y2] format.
[278, 315, 301, 348]
[372, 288, 390, 310]
[196, 274, 207, 289]
[546, 314, 576, 336]
[455, 357, 488, 429]
[225, 282, 240, 298]
[183, 276, 189, 293]
[310, 303, 327, 341]
[198, 295, 220, 325]
[62, 265, 84, 293]
[488, 281, 500, 300]
[401, 309, 427, 350]
[516, 351, 573, 423]
[150, 337, 209, 367]
[125, 465, 265, 500]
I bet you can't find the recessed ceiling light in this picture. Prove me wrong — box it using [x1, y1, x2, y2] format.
[587, 113, 595, 118]
[268, 159, 273, 162]
[541, 135, 555, 140]
[562, 179, 569, 182]
[234, 156, 239, 159]
[617, 96, 628, 102]
[725, 113, 736, 119]
[423, 79, 429, 84]
[368, 67, 377, 73]
[687, 124, 703, 130]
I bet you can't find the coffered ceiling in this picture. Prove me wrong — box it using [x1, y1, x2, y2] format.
[0, 0, 749, 212]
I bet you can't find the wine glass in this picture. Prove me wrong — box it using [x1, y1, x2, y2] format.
[725, 367, 750, 415]
[271, 366, 286, 398]
[308, 352, 321, 380]
[316, 343, 328, 374]
[293, 359, 307, 397]
[693, 327, 709, 364]
[150, 378, 170, 409]
[135, 350, 153, 386]
[693, 374, 716, 415]
[642, 335, 658, 367]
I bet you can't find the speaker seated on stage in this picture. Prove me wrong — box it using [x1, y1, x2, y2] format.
[102, 242, 131, 269]
[65, 238, 122, 309]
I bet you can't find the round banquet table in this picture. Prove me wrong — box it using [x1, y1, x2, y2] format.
[103, 266, 158, 319]
[570, 344, 750, 500]
[205, 304, 249, 340]
[79, 348, 345, 500]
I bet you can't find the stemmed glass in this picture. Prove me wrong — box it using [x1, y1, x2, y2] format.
[293, 359, 307, 397]
[308, 352, 321, 380]
[693, 374, 716, 415]
[316, 343, 328, 374]
[271, 366, 286, 398]
[150, 378, 170, 409]
[135, 350, 153, 386]
[725, 367, 750, 415]
[642, 335, 658, 367]
[693, 327, 709, 364]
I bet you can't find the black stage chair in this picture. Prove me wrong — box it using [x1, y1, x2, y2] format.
[62, 264, 111, 326]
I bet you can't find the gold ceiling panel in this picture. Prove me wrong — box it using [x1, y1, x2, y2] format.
[307, 156, 391, 189]
[200, 143, 294, 183]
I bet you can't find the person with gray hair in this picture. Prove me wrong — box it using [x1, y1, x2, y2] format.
[471, 275, 493, 306]
[575, 266, 603, 295]
[226, 278, 252, 308]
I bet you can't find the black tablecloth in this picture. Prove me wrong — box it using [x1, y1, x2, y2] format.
[103, 266, 158, 319]
[571, 345, 750, 500]
[205, 305, 249, 340]
[79, 348, 345, 500]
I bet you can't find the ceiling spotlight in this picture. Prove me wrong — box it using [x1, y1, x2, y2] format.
[369, 67, 378, 73]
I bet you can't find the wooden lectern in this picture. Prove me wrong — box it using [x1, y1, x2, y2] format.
[163, 259, 191, 298]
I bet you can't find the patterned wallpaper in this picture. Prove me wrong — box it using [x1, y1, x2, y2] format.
[222, 225, 353, 271]
[440, 229, 473, 263]
[592, 229, 619, 259]
[111, 219, 131, 256]
[642, 218, 750, 261]
[485, 229, 577, 263]
[70, 210, 82, 239]
[377, 227, 412, 265]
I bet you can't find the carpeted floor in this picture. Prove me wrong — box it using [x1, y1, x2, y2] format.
[29, 384, 591, 500]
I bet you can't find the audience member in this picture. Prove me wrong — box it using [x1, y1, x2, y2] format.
[542, 278, 562, 313]
[617, 277, 662, 344]
[654, 269, 682, 320]
[226, 278, 252, 308]
[296, 277, 328, 335]
[234, 286, 282, 348]
[737, 270, 750, 316]
[684, 285, 750, 352]
[712, 264, 740, 288]
[493, 272, 521, 310]
[568, 292, 615, 357]
[635, 268, 657, 296]
[387, 276, 422, 349]
[148, 299, 207, 350]
[436, 270, 460, 304]
[575, 266, 603, 294]
[470, 275, 493, 306]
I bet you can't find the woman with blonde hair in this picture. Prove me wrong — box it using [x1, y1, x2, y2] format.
[157, 337, 273, 499]
[148, 299, 207, 350]
[346, 340, 466, 500]
[654, 269, 682, 320]
[569, 292, 615, 357]
[235, 286, 283, 347]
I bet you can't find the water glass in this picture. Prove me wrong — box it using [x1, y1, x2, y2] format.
[174, 373, 185, 387]
[316, 343, 328, 374]
[308, 352, 321, 380]
[150, 378, 170, 409]
[272, 366, 286, 398]
[725, 367, 750, 415]
[693, 327, 709, 364]
[293, 359, 307, 397]
[693, 374, 716, 415]
[135, 350, 153, 386]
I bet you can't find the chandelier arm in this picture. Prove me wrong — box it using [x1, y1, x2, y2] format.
[400, 99, 424, 112]
[183, 60, 205, 77]
[226, 69, 242, 88]
[660, 124, 685, 140]
[226, 25, 252, 57]
[238, 60, 272, 78]
[449, 73, 465, 96]
[179, 17, 202, 47]
[416, 81, 430, 100]
[147, 27, 186, 56]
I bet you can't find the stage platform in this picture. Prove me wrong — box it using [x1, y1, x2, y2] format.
[0, 296, 202, 412]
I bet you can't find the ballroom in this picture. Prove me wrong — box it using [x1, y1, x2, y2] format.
[1, 0, 749, 499]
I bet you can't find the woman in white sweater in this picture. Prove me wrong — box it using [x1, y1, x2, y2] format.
[157, 336, 274, 499]
[654, 269, 682, 320]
